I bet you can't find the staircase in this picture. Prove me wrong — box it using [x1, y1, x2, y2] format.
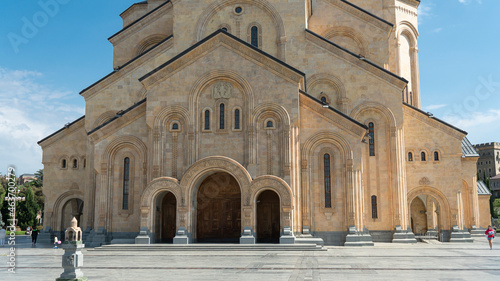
[90, 243, 326, 251]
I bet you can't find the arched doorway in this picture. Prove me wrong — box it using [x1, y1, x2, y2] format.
[61, 198, 83, 231]
[410, 197, 427, 235]
[410, 195, 440, 237]
[160, 192, 176, 243]
[257, 190, 280, 243]
[196, 172, 241, 243]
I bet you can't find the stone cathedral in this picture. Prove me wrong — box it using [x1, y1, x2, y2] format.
[38, 0, 491, 246]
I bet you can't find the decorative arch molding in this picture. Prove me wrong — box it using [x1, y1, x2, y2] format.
[134, 34, 167, 56]
[350, 102, 398, 128]
[302, 131, 353, 163]
[247, 175, 292, 207]
[307, 73, 348, 112]
[101, 135, 147, 164]
[180, 156, 252, 197]
[407, 186, 451, 230]
[52, 190, 84, 230]
[92, 111, 116, 130]
[154, 105, 191, 129]
[194, 0, 286, 59]
[251, 103, 290, 129]
[398, 21, 419, 44]
[321, 26, 368, 56]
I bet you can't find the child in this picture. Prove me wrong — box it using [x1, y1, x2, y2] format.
[485, 225, 495, 250]
[54, 235, 59, 249]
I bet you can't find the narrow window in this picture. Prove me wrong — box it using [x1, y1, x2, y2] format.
[61, 159, 67, 169]
[219, 103, 225, 129]
[320, 96, 327, 104]
[172, 123, 179, 130]
[266, 120, 273, 128]
[369, 122, 375, 156]
[204, 110, 210, 130]
[251, 26, 258, 48]
[234, 109, 240, 130]
[123, 157, 130, 210]
[83, 159, 86, 169]
[408, 152, 413, 162]
[324, 154, 332, 208]
[371, 195, 378, 219]
[221, 27, 228, 32]
[421, 152, 426, 161]
[73, 159, 78, 169]
[434, 151, 439, 161]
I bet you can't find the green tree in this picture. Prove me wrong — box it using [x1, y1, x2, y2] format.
[17, 186, 39, 229]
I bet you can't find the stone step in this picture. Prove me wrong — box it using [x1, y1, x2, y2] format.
[90, 243, 326, 251]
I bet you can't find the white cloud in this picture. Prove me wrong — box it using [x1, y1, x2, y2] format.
[458, 0, 482, 4]
[0, 67, 84, 175]
[417, 2, 434, 25]
[424, 104, 447, 111]
[440, 109, 500, 143]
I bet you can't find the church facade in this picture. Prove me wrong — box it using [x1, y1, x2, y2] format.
[38, 0, 491, 246]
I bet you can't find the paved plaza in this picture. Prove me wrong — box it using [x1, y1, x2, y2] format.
[1, 236, 499, 280]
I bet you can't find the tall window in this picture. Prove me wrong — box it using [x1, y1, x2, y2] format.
[408, 152, 413, 162]
[324, 154, 332, 208]
[61, 159, 67, 169]
[219, 103, 225, 129]
[421, 152, 426, 161]
[204, 110, 210, 130]
[234, 109, 240, 130]
[122, 157, 130, 210]
[251, 26, 258, 47]
[371, 195, 378, 219]
[368, 122, 375, 156]
[434, 151, 439, 161]
[73, 159, 78, 169]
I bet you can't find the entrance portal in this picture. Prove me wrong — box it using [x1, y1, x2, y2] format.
[257, 190, 280, 243]
[196, 173, 241, 243]
[161, 192, 177, 243]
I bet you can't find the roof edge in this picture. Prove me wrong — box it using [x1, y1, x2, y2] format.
[87, 98, 147, 136]
[403, 103, 468, 135]
[37, 115, 85, 145]
[340, 0, 394, 27]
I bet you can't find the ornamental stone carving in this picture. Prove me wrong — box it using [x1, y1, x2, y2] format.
[212, 82, 233, 99]
[419, 177, 431, 186]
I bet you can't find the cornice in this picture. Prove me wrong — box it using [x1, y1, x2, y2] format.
[403, 106, 465, 140]
[325, 0, 394, 32]
[397, 0, 420, 8]
[38, 117, 86, 149]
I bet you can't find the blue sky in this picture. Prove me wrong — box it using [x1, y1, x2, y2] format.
[0, 0, 499, 175]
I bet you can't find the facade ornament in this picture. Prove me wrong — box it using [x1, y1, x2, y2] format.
[212, 82, 233, 99]
[419, 177, 431, 186]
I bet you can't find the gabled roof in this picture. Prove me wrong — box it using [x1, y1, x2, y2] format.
[477, 180, 492, 195]
[120, 1, 148, 18]
[37, 116, 85, 145]
[339, 0, 393, 27]
[305, 30, 407, 87]
[80, 35, 173, 96]
[87, 98, 147, 136]
[109, 1, 171, 41]
[300, 90, 368, 130]
[462, 137, 480, 157]
[403, 103, 468, 135]
[140, 29, 305, 87]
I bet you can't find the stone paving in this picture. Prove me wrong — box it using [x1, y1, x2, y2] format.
[1, 236, 499, 280]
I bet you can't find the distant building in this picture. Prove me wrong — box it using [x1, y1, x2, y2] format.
[473, 142, 500, 179]
[490, 174, 500, 199]
[18, 174, 37, 185]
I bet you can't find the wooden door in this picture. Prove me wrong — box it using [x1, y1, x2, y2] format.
[197, 173, 241, 243]
[161, 192, 176, 243]
[257, 190, 280, 243]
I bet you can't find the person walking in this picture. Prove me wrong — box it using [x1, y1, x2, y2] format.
[485, 225, 495, 250]
[0, 226, 6, 247]
[31, 227, 38, 245]
[54, 235, 59, 249]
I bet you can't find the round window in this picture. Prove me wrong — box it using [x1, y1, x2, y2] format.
[235, 6, 243, 14]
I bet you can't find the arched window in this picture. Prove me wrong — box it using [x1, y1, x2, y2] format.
[234, 109, 240, 130]
[251, 26, 258, 48]
[421, 152, 426, 161]
[221, 27, 227, 32]
[83, 158, 86, 169]
[408, 152, 413, 162]
[219, 103, 225, 129]
[434, 151, 439, 161]
[266, 120, 274, 128]
[73, 159, 78, 169]
[320, 96, 327, 104]
[324, 154, 332, 208]
[123, 157, 130, 210]
[172, 123, 179, 131]
[61, 159, 67, 169]
[204, 110, 210, 130]
[371, 195, 378, 219]
[368, 122, 375, 156]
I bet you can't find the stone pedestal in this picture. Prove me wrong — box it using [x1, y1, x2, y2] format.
[345, 226, 374, 246]
[135, 227, 151, 244]
[239, 227, 255, 244]
[86, 227, 108, 247]
[469, 225, 486, 237]
[279, 226, 295, 244]
[56, 241, 87, 280]
[173, 227, 189, 244]
[392, 226, 417, 243]
[449, 225, 473, 242]
[295, 226, 324, 246]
